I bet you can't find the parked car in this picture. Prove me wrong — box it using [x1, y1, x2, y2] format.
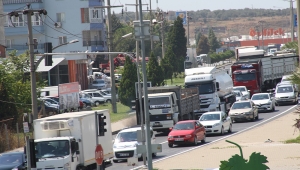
[37, 100, 60, 115]
[92, 79, 107, 90]
[233, 86, 251, 99]
[0, 152, 26, 170]
[251, 93, 275, 112]
[274, 83, 298, 106]
[233, 90, 245, 101]
[80, 92, 105, 106]
[228, 100, 258, 122]
[199, 111, 232, 135]
[79, 97, 92, 108]
[168, 120, 206, 148]
[112, 126, 156, 163]
[82, 90, 112, 103]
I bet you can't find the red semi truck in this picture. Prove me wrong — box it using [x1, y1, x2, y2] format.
[231, 47, 298, 96]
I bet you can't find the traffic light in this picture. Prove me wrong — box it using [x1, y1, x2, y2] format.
[295, 14, 298, 27]
[44, 42, 53, 66]
[29, 139, 37, 168]
[131, 98, 141, 125]
[98, 114, 107, 136]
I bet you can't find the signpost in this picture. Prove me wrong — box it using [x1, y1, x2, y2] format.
[23, 122, 29, 133]
[95, 144, 104, 165]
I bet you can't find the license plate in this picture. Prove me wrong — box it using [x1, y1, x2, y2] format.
[175, 138, 184, 141]
[119, 153, 129, 156]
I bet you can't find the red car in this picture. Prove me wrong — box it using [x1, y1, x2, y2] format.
[168, 120, 206, 148]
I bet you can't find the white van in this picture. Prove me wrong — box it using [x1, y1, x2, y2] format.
[281, 75, 292, 84]
[275, 83, 298, 105]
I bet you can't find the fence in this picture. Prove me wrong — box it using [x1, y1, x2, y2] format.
[0, 118, 26, 153]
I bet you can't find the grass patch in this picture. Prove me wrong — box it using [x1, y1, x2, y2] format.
[284, 136, 300, 144]
[165, 77, 184, 86]
[211, 145, 247, 149]
[93, 102, 133, 123]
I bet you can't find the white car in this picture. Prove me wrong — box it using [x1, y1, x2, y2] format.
[233, 90, 246, 101]
[113, 126, 157, 163]
[199, 111, 232, 135]
[251, 93, 275, 112]
[82, 90, 112, 103]
[80, 92, 105, 106]
[233, 86, 251, 99]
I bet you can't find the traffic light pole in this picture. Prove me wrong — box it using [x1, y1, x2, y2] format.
[138, 0, 153, 169]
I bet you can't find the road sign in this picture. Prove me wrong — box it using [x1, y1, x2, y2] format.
[176, 11, 187, 25]
[95, 144, 104, 165]
[23, 122, 29, 133]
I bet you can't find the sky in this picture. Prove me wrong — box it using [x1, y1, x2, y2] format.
[110, 0, 293, 14]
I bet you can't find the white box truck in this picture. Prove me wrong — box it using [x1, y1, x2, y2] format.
[33, 110, 113, 170]
[185, 66, 236, 119]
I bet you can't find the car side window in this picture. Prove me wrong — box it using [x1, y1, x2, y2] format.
[93, 93, 101, 97]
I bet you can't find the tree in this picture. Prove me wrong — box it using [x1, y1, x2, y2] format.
[281, 41, 298, 54]
[118, 56, 138, 107]
[196, 35, 210, 55]
[113, 26, 135, 52]
[111, 12, 123, 32]
[208, 28, 220, 53]
[195, 31, 202, 47]
[147, 52, 164, 86]
[161, 46, 174, 83]
[166, 16, 187, 73]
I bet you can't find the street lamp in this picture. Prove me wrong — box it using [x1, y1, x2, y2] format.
[52, 39, 79, 51]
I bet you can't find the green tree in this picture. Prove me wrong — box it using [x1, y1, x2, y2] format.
[166, 16, 187, 73]
[118, 56, 138, 107]
[281, 41, 298, 54]
[161, 46, 174, 82]
[113, 26, 135, 52]
[196, 35, 210, 55]
[147, 52, 164, 86]
[195, 31, 202, 47]
[208, 28, 220, 53]
[111, 12, 123, 32]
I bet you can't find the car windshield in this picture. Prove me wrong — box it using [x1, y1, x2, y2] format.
[186, 82, 215, 94]
[0, 154, 23, 165]
[231, 102, 251, 109]
[149, 97, 171, 109]
[200, 114, 220, 121]
[173, 122, 195, 130]
[116, 131, 137, 142]
[93, 80, 105, 84]
[233, 91, 241, 97]
[252, 94, 269, 100]
[35, 140, 70, 159]
[233, 87, 246, 92]
[277, 86, 293, 93]
[235, 73, 256, 81]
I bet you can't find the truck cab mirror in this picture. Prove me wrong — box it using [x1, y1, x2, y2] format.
[216, 82, 220, 91]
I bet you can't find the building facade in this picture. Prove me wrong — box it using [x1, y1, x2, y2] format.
[3, 0, 107, 88]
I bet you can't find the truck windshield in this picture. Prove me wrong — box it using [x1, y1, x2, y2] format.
[186, 82, 215, 94]
[35, 140, 70, 159]
[234, 73, 256, 81]
[149, 97, 171, 109]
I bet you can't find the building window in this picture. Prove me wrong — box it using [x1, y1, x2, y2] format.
[11, 13, 24, 27]
[6, 39, 11, 48]
[59, 36, 67, 45]
[56, 13, 65, 22]
[32, 12, 41, 26]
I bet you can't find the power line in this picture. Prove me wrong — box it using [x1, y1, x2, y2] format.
[0, 99, 32, 106]
[24, 20, 59, 39]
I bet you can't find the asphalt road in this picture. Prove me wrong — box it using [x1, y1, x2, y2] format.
[107, 104, 297, 170]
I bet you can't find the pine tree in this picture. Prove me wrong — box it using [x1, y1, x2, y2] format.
[195, 32, 202, 48]
[196, 35, 210, 55]
[147, 52, 164, 86]
[208, 28, 220, 53]
[118, 56, 138, 107]
[161, 46, 174, 82]
[166, 16, 187, 73]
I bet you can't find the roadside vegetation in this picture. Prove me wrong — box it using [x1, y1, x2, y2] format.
[93, 102, 132, 123]
[284, 136, 300, 144]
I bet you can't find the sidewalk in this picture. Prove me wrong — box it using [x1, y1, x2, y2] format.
[152, 110, 300, 170]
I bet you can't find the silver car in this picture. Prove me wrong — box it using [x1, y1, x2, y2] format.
[92, 79, 107, 90]
[229, 100, 258, 122]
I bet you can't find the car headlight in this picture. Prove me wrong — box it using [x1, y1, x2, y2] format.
[245, 112, 252, 114]
[64, 163, 70, 170]
[212, 123, 220, 127]
[168, 136, 173, 139]
[290, 96, 296, 99]
[185, 134, 192, 138]
[267, 101, 272, 104]
[11, 168, 18, 170]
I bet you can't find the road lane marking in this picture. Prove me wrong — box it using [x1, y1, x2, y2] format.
[131, 105, 297, 170]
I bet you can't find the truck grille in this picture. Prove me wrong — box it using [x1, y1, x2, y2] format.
[150, 114, 171, 121]
[115, 150, 134, 158]
[200, 104, 210, 108]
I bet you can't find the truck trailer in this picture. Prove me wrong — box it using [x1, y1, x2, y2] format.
[145, 86, 200, 132]
[184, 66, 236, 119]
[232, 47, 299, 95]
[33, 110, 113, 170]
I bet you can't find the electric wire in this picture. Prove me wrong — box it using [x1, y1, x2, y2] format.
[23, 20, 59, 39]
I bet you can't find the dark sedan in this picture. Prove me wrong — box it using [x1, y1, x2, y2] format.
[0, 152, 27, 170]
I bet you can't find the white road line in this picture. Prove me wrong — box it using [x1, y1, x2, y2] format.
[131, 105, 297, 170]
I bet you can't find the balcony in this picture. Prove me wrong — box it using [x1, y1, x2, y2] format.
[3, 0, 42, 4]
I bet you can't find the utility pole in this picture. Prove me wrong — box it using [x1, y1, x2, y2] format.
[187, 12, 192, 47]
[149, 0, 153, 50]
[95, 2, 123, 113]
[258, 20, 266, 49]
[255, 25, 260, 49]
[296, 0, 300, 66]
[138, 0, 153, 169]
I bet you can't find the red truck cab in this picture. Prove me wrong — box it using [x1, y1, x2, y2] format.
[231, 62, 262, 96]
